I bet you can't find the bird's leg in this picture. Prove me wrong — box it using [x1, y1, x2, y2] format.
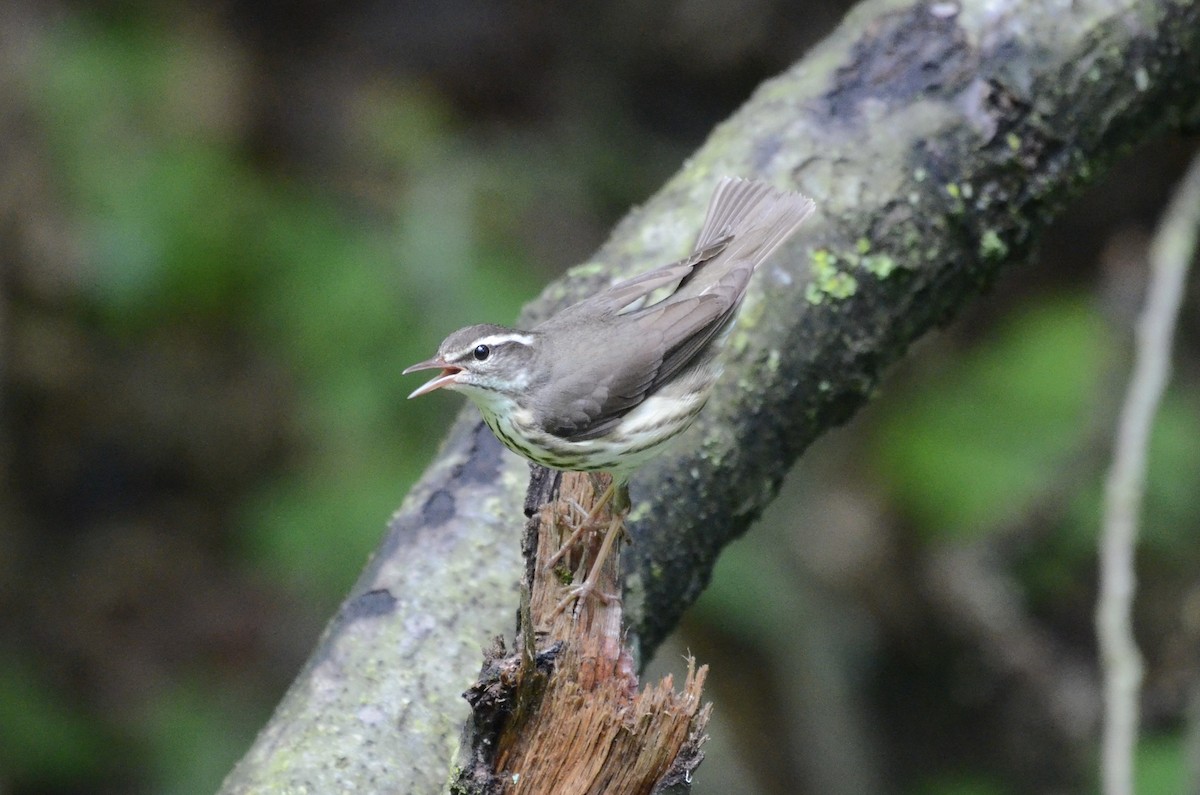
[545, 475, 616, 570]
[556, 496, 592, 528]
[550, 481, 629, 617]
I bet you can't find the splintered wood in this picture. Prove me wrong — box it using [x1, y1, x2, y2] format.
[463, 470, 711, 794]
[498, 647, 709, 794]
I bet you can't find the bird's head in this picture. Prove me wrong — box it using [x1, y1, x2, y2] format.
[403, 324, 539, 405]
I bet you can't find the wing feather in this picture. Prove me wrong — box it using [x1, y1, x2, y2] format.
[543, 237, 730, 326]
[536, 289, 737, 441]
[531, 178, 813, 442]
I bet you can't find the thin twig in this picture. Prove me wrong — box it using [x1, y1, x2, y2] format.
[1097, 154, 1200, 795]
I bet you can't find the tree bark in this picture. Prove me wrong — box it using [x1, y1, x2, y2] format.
[219, 0, 1200, 791]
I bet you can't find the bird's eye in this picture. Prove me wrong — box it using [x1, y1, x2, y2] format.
[473, 344, 490, 361]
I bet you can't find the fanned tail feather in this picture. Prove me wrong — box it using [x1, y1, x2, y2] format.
[695, 176, 815, 265]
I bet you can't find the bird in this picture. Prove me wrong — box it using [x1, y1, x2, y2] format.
[403, 177, 815, 612]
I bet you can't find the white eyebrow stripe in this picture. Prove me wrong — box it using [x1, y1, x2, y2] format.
[475, 333, 535, 348]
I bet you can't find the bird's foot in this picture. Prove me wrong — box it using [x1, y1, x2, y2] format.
[545, 494, 610, 570]
[552, 496, 591, 531]
[548, 511, 625, 618]
[549, 578, 621, 618]
[545, 515, 602, 570]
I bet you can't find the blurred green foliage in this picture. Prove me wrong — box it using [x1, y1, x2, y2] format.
[913, 774, 1009, 795]
[0, 655, 111, 787]
[875, 298, 1109, 539]
[138, 677, 265, 795]
[1135, 732, 1188, 793]
[12, 12, 557, 795]
[692, 524, 800, 643]
[871, 295, 1200, 792]
[29, 15, 549, 602]
[876, 296, 1200, 557]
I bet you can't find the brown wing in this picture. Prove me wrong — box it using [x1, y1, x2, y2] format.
[544, 237, 730, 325]
[532, 177, 814, 442]
[532, 287, 738, 440]
[675, 177, 816, 299]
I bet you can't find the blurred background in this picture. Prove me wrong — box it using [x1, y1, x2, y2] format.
[1, 1, 1198, 793]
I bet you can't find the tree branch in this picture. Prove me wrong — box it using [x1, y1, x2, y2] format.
[220, 0, 1200, 791]
[1097, 152, 1200, 795]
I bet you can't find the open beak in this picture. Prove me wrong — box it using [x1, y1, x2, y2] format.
[402, 357, 463, 399]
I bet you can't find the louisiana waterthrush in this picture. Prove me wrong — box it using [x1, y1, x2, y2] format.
[404, 177, 814, 609]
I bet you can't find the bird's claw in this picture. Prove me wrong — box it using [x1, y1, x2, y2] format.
[545, 501, 605, 570]
[549, 580, 621, 618]
[557, 497, 592, 528]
